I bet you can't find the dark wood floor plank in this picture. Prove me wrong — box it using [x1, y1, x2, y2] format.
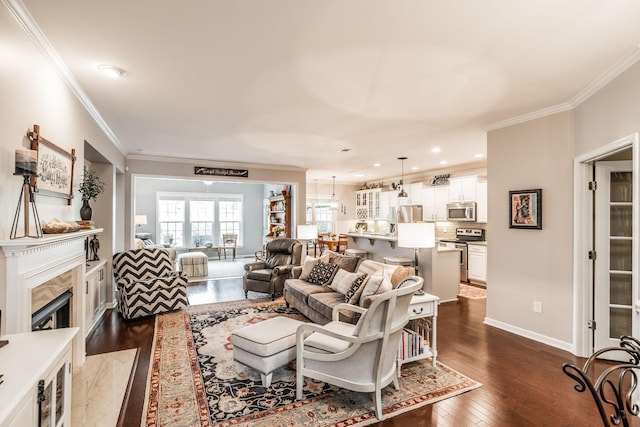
[86, 279, 637, 426]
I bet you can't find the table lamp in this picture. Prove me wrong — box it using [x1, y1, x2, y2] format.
[397, 222, 435, 281]
[297, 224, 318, 258]
[135, 215, 148, 227]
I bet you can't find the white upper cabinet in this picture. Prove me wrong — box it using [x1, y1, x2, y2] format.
[476, 179, 488, 223]
[422, 186, 449, 221]
[448, 176, 477, 202]
[379, 191, 390, 220]
[408, 182, 424, 204]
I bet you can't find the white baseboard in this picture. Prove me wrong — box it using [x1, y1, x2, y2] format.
[483, 317, 575, 354]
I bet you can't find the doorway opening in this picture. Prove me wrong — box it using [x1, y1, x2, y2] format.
[574, 133, 639, 358]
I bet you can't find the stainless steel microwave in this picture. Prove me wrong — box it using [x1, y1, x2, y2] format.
[446, 202, 477, 222]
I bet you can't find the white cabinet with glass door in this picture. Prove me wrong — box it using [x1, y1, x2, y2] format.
[594, 161, 634, 356]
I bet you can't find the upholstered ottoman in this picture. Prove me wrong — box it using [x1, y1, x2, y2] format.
[178, 252, 209, 277]
[231, 316, 304, 387]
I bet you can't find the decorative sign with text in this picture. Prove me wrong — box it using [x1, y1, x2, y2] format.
[194, 167, 249, 178]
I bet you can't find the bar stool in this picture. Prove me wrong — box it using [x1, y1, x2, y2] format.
[345, 248, 368, 259]
[383, 256, 413, 266]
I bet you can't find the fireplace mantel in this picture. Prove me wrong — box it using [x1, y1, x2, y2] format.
[0, 228, 103, 367]
[0, 228, 103, 255]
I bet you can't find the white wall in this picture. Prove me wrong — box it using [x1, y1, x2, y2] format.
[124, 157, 307, 249]
[134, 177, 265, 257]
[0, 6, 124, 239]
[575, 62, 640, 157]
[0, 6, 125, 321]
[486, 111, 575, 347]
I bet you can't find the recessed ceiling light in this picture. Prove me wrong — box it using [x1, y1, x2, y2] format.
[439, 160, 448, 165]
[474, 153, 484, 158]
[411, 166, 419, 170]
[98, 64, 127, 78]
[354, 173, 365, 177]
[373, 163, 381, 167]
[431, 147, 441, 153]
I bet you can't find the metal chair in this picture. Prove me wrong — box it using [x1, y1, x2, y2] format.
[562, 336, 640, 426]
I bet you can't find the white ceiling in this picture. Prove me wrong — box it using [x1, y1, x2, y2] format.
[15, 0, 640, 183]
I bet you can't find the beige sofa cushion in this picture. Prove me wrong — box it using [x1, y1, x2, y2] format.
[300, 254, 330, 280]
[329, 269, 361, 294]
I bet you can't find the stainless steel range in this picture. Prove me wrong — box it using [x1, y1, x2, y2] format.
[438, 228, 485, 283]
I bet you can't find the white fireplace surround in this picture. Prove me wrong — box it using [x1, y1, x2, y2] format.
[0, 229, 103, 366]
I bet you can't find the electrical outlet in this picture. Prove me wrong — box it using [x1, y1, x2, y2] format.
[533, 300, 543, 314]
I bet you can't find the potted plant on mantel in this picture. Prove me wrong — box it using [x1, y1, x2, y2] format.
[77, 169, 105, 221]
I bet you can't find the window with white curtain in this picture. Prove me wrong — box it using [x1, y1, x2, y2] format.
[157, 192, 243, 247]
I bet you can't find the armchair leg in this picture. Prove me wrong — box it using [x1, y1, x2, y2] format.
[296, 375, 303, 400]
[374, 390, 383, 420]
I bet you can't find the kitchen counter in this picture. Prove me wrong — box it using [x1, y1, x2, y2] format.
[346, 232, 397, 248]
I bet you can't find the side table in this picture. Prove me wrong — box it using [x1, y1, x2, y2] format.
[397, 292, 439, 376]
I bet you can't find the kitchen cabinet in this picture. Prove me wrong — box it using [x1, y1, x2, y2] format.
[355, 188, 382, 220]
[379, 191, 390, 220]
[476, 180, 488, 223]
[448, 176, 477, 202]
[407, 182, 424, 204]
[85, 259, 107, 336]
[422, 186, 449, 221]
[468, 244, 487, 284]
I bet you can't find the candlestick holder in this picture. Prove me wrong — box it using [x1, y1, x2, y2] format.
[10, 174, 43, 239]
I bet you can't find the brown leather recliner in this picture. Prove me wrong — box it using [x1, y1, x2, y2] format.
[243, 238, 303, 300]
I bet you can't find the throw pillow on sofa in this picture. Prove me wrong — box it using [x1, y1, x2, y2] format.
[330, 269, 363, 294]
[323, 250, 360, 273]
[300, 254, 330, 280]
[358, 271, 393, 307]
[307, 260, 339, 285]
[345, 273, 369, 304]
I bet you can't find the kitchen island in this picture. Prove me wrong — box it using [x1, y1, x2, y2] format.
[347, 233, 461, 301]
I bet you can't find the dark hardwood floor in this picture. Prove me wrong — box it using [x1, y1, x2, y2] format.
[87, 280, 620, 426]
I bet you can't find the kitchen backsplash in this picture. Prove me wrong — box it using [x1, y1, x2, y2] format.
[435, 221, 487, 242]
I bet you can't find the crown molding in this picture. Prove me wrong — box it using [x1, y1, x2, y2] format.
[126, 153, 308, 172]
[570, 47, 640, 106]
[3, 0, 126, 156]
[484, 47, 640, 132]
[483, 102, 574, 132]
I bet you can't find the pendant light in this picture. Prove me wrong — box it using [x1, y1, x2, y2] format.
[397, 157, 409, 204]
[330, 176, 338, 210]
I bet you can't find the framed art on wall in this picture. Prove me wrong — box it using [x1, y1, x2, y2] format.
[28, 124, 76, 203]
[509, 189, 542, 230]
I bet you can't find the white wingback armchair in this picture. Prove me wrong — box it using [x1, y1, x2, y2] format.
[295, 276, 423, 420]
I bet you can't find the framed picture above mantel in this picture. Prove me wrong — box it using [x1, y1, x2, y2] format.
[509, 189, 542, 230]
[28, 124, 76, 204]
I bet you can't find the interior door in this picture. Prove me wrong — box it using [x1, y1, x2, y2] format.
[594, 160, 635, 357]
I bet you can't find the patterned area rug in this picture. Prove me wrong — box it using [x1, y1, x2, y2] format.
[458, 283, 487, 299]
[142, 300, 481, 426]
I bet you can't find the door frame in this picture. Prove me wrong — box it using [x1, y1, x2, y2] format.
[573, 132, 639, 357]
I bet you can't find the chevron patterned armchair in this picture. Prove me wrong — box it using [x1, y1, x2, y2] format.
[112, 248, 188, 320]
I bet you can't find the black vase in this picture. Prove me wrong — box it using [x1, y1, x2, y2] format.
[80, 200, 92, 220]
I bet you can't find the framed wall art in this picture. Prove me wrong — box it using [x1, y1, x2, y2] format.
[28, 124, 76, 204]
[509, 188, 542, 230]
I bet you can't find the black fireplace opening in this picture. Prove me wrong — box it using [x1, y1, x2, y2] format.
[31, 290, 72, 331]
